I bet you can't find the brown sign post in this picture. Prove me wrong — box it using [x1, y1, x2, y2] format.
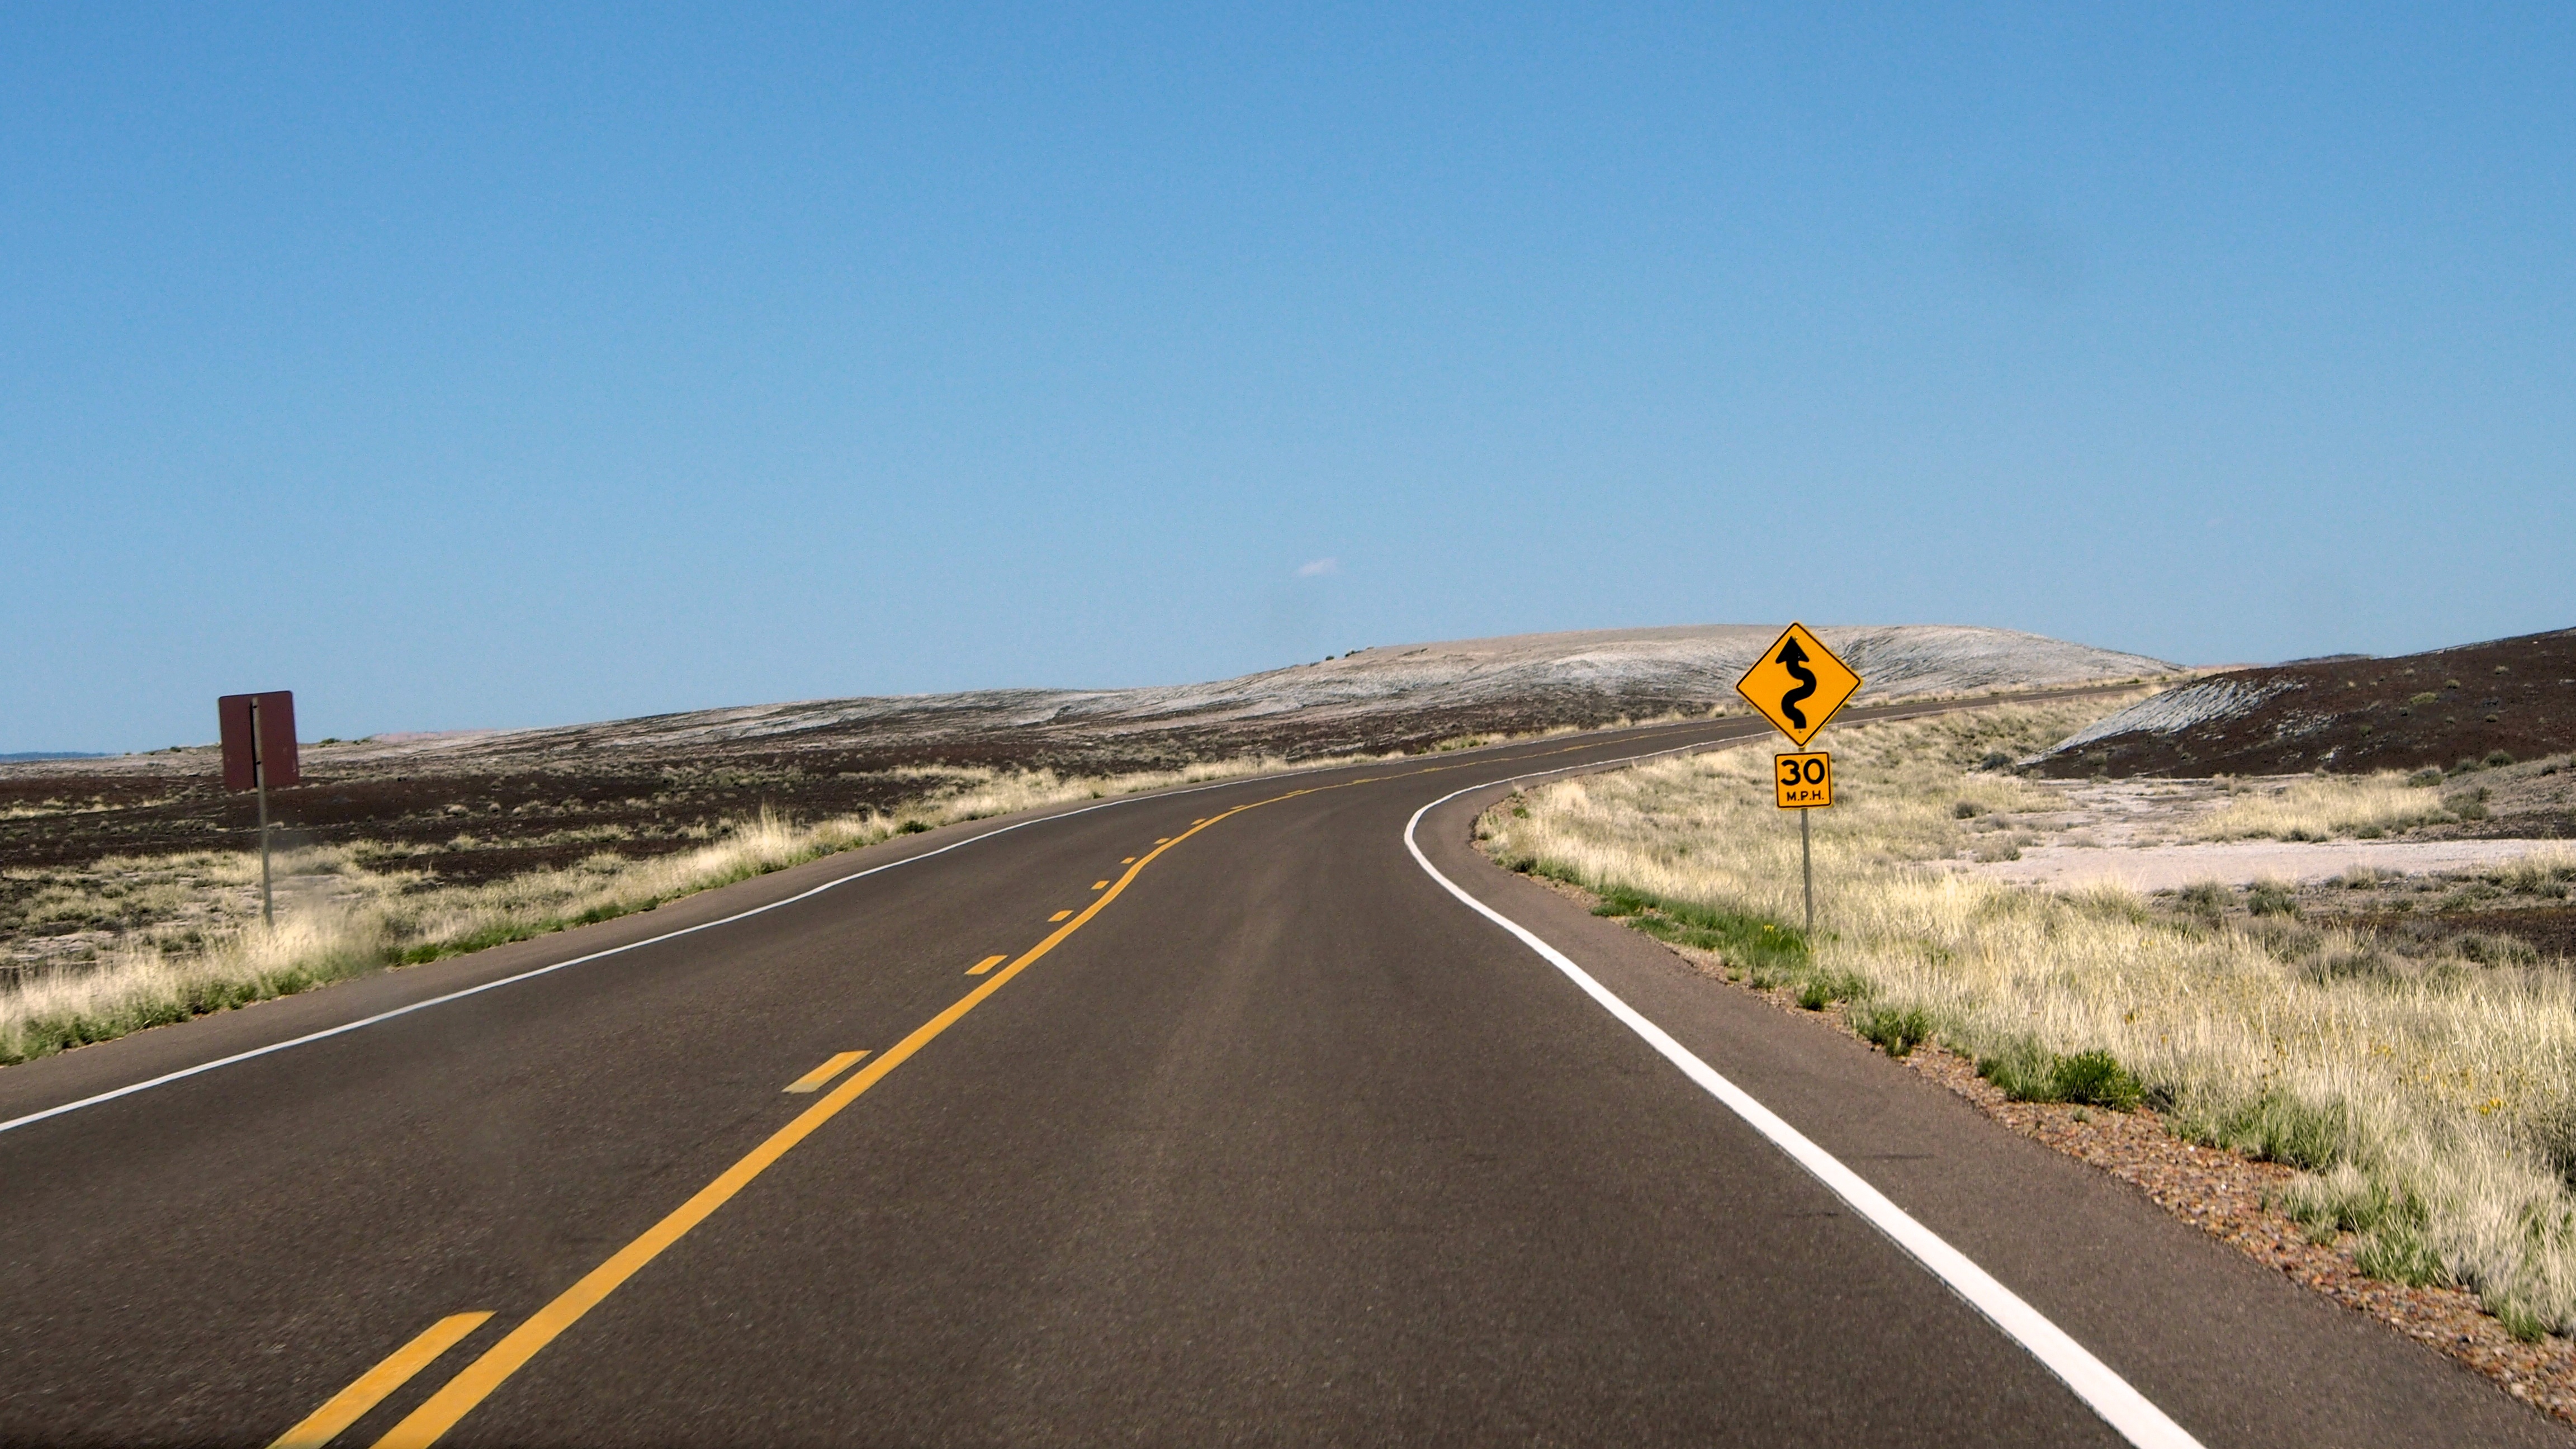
[218, 692, 298, 925]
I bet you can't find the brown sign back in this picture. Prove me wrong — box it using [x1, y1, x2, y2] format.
[217, 692, 299, 792]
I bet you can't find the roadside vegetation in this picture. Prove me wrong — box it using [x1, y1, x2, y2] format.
[1478, 698, 2576, 1339]
[2187, 771, 2468, 841]
[0, 754, 1373, 1067]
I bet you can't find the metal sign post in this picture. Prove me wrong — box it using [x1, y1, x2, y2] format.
[219, 692, 299, 927]
[1737, 626, 1862, 939]
[257, 757, 271, 925]
[1773, 750, 1834, 936]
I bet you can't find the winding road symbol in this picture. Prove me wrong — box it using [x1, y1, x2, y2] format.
[1774, 637, 1819, 730]
[1734, 623, 1862, 747]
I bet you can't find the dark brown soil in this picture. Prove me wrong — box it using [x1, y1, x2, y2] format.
[2347, 907, 2576, 960]
[2036, 627, 2576, 779]
[0, 696, 1701, 883]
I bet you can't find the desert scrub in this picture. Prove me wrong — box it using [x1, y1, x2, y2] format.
[1, 749, 1385, 1067]
[1479, 698, 2576, 1337]
[2189, 771, 2454, 842]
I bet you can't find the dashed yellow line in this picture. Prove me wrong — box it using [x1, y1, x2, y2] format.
[360, 802, 1270, 1449]
[782, 1051, 868, 1093]
[318, 731, 1732, 1449]
[965, 954, 1007, 976]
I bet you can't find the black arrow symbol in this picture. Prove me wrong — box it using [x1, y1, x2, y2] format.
[1776, 637, 1818, 730]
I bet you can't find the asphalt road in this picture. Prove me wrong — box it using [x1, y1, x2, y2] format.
[0, 698, 2561, 1447]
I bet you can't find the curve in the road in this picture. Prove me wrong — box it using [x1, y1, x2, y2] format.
[1404, 782, 2199, 1449]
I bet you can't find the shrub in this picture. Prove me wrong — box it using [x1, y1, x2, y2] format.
[2246, 881, 2300, 918]
[2484, 750, 2515, 768]
[2307, 945, 2402, 984]
[2496, 1300, 2551, 1343]
[1977, 1037, 2056, 1100]
[1952, 799, 1986, 819]
[1795, 969, 1872, 1010]
[2453, 932, 2538, 967]
[1976, 1040, 2142, 1109]
[2051, 1049, 2144, 1109]
[2497, 854, 2576, 896]
[1851, 1003, 1931, 1057]
[2196, 1089, 2349, 1170]
[2176, 881, 2231, 921]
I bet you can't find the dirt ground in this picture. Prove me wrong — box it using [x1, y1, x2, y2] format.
[1942, 760, 2576, 961]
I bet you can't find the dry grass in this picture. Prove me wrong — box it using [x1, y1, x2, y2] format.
[0, 751, 1380, 1067]
[2189, 772, 2458, 842]
[1480, 699, 2576, 1338]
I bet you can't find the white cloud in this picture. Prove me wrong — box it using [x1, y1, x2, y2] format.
[1295, 557, 1338, 578]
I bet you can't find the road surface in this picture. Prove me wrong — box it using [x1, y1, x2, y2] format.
[0, 698, 2558, 1446]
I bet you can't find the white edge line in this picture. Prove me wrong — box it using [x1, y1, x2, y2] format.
[1402, 776, 2203, 1449]
[0, 765, 1335, 1138]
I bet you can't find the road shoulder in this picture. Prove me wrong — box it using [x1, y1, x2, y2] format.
[1416, 784, 2570, 1448]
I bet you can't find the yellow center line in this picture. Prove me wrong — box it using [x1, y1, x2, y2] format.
[1121, 856, 1137, 864]
[1091, 879, 1108, 890]
[267, 1311, 491, 1449]
[781, 1051, 869, 1094]
[965, 954, 1007, 976]
[364, 800, 1274, 1449]
[348, 730, 1751, 1448]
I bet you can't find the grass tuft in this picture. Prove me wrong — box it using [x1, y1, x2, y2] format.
[1977, 1040, 2143, 1109]
[2246, 880, 2301, 918]
[2191, 772, 2454, 841]
[1588, 886, 1811, 983]
[1850, 1002, 1932, 1057]
[1795, 969, 1873, 1011]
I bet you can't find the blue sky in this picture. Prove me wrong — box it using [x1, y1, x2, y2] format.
[7, 4, 2571, 751]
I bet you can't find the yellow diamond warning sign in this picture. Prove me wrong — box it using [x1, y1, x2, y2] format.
[1735, 623, 1861, 747]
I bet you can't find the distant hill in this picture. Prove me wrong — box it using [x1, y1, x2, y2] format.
[2, 623, 2173, 873]
[301, 622, 2177, 766]
[2029, 628, 2576, 778]
[0, 752, 105, 763]
[4, 623, 2174, 782]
